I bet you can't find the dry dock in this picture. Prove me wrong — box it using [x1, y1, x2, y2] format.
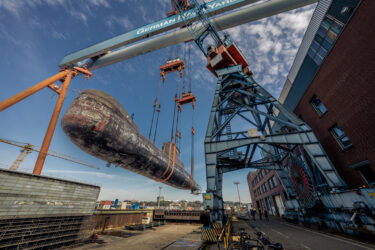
[0, 169, 100, 249]
[73, 223, 202, 250]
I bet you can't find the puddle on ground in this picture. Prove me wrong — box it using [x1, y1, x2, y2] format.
[101, 230, 140, 238]
[168, 241, 200, 247]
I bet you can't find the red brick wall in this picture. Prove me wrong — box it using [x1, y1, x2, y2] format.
[294, 0, 375, 187]
[247, 170, 287, 216]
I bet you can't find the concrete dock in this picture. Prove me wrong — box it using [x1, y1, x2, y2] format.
[73, 223, 202, 250]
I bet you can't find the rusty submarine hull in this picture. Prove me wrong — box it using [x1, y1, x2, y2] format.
[61, 89, 199, 191]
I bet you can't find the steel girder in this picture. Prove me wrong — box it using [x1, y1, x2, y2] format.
[204, 65, 346, 223]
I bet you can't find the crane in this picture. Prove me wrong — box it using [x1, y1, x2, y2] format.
[167, 0, 347, 226]
[1, 0, 373, 235]
[9, 144, 33, 171]
[0, 0, 316, 176]
[0, 138, 100, 171]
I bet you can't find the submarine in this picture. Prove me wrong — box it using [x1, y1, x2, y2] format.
[61, 89, 199, 192]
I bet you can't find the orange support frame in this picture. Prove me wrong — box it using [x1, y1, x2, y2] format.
[0, 67, 92, 175]
[160, 59, 185, 82]
[0, 70, 70, 112]
[33, 71, 74, 175]
[177, 92, 196, 107]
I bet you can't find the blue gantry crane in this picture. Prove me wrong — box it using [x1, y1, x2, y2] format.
[0, 0, 374, 237]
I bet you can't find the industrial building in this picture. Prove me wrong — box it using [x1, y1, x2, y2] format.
[0, 169, 100, 249]
[279, 0, 375, 188]
[247, 170, 287, 217]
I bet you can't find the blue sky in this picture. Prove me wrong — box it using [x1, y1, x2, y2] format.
[0, 0, 315, 203]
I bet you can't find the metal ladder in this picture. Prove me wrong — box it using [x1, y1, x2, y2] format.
[224, 113, 236, 159]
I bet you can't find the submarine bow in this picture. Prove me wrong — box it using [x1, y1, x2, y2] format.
[61, 89, 199, 191]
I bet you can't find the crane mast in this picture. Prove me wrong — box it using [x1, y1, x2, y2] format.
[171, 0, 346, 226]
[9, 144, 32, 171]
[172, 0, 222, 56]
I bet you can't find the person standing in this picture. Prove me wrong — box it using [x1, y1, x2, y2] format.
[258, 208, 263, 220]
[264, 209, 269, 221]
[251, 208, 256, 221]
[200, 207, 211, 229]
[200, 211, 211, 228]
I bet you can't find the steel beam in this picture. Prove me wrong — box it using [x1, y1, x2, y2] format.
[33, 71, 73, 175]
[204, 63, 347, 223]
[73, 0, 317, 70]
[205, 131, 315, 153]
[59, 0, 261, 67]
[0, 70, 70, 112]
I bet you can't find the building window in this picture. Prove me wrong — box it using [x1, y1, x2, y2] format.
[351, 160, 375, 188]
[259, 171, 263, 180]
[268, 178, 274, 189]
[358, 165, 375, 188]
[265, 196, 273, 213]
[307, 16, 343, 65]
[330, 124, 353, 150]
[272, 176, 278, 187]
[263, 183, 268, 192]
[310, 95, 327, 117]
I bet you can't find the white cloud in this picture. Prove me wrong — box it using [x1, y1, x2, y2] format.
[106, 16, 134, 30]
[70, 10, 88, 22]
[44, 169, 119, 179]
[0, 23, 31, 49]
[51, 30, 66, 40]
[90, 0, 110, 8]
[0, 0, 110, 22]
[225, 4, 315, 97]
[44, 0, 65, 7]
[99, 187, 134, 200]
[0, 0, 24, 17]
[43, 169, 137, 185]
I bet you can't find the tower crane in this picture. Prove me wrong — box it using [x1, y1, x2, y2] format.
[0, 138, 100, 171]
[9, 144, 33, 171]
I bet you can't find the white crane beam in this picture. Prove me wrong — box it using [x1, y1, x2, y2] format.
[85, 0, 317, 70]
[60, 0, 261, 67]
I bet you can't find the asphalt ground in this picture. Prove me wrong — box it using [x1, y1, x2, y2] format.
[248, 216, 375, 250]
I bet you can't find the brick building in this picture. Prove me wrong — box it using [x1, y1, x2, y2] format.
[279, 0, 375, 188]
[247, 0, 374, 216]
[247, 170, 287, 217]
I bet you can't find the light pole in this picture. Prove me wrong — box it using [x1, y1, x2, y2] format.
[234, 182, 241, 207]
[157, 186, 162, 208]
